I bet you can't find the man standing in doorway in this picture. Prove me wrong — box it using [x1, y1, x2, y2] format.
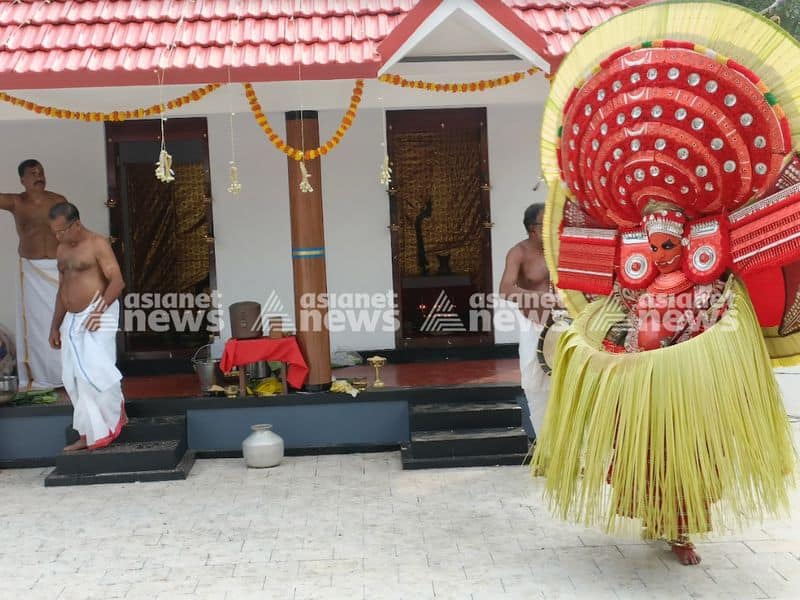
[49, 202, 127, 451]
[499, 204, 552, 438]
[0, 160, 67, 390]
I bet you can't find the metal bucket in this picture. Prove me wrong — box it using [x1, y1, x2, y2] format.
[0, 374, 17, 405]
[191, 345, 221, 392]
[246, 361, 271, 380]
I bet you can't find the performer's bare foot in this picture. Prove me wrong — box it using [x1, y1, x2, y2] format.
[670, 541, 701, 565]
[63, 437, 87, 452]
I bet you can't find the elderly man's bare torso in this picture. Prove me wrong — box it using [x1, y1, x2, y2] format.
[2, 191, 66, 259]
[56, 232, 112, 314]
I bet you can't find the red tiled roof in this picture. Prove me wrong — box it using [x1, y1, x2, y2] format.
[0, 0, 647, 89]
[507, 0, 651, 58]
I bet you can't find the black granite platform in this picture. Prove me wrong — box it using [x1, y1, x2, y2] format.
[45, 415, 194, 487]
[401, 386, 531, 469]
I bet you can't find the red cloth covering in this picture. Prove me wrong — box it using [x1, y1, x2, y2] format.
[741, 267, 785, 327]
[220, 337, 309, 389]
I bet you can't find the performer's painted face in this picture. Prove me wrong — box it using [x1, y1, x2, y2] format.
[649, 232, 683, 274]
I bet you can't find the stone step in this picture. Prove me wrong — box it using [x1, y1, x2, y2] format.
[400, 446, 530, 469]
[45, 451, 196, 487]
[116, 416, 186, 444]
[408, 427, 529, 459]
[65, 416, 186, 446]
[410, 401, 522, 431]
[405, 386, 522, 406]
[54, 438, 187, 475]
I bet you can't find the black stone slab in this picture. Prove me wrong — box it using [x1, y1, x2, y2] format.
[54, 438, 186, 475]
[408, 427, 529, 459]
[410, 401, 522, 431]
[400, 446, 530, 469]
[64, 416, 186, 445]
[45, 451, 196, 487]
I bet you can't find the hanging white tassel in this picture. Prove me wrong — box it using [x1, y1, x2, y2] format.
[299, 161, 314, 193]
[227, 161, 242, 194]
[378, 155, 392, 188]
[155, 149, 175, 183]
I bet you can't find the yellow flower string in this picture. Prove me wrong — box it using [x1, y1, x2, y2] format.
[0, 83, 221, 121]
[244, 80, 364, 161]
[378, 68, 541, 91]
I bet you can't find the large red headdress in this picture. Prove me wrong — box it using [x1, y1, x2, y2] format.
[557, 42, 791, 228]
[545, 3, 800, 338]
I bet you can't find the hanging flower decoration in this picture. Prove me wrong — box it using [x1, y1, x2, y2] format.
[155, 149, 175, 183]
[243, 80, 364, 160]
[227, 162, 242, 194]
[299, 161, 314, 193]
[378, 68, 541, 91]
[378, 156, 392, 187]
[0, 84, 221, 121]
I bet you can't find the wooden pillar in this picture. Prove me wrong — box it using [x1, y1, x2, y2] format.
[285, 110, 332, 391]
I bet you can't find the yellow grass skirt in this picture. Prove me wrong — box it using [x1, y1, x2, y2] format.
[531, 278, 796, 540]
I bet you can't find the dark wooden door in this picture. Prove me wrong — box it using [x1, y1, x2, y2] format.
[105, 118, 217, 360]
[386, 108, 494, 349]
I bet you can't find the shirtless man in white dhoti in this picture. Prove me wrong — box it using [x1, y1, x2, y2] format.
[48, 202, 127, 452]
[499, 204, 553, 438]
[0, 160, 67, 390]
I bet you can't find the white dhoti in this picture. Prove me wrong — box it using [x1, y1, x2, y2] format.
[16, 258, 62, 390]
[518, 312, 550, 437]
[60, 300, 126, 449]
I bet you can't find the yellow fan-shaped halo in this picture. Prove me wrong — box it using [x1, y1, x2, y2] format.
[542, 0, 800, 185]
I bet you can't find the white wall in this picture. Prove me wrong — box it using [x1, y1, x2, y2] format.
[208, 104, 545, 353]
[487, 104, 547, 344]
[206, 108, 397, 355]
[206, 111, 294, 355]
[0, 121, 107, 341]
[320, 108, 395, 351]
[0, 102, 546, 356]
[309, 104, 545, 351]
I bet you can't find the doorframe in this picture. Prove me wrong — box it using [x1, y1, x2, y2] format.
[386, 107, 494, 350]
[104, 117, 217, 360]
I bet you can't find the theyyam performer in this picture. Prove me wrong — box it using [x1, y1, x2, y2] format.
[531, 0, 798, 565]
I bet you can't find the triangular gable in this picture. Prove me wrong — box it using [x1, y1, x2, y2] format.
[377, 0, 555, 75]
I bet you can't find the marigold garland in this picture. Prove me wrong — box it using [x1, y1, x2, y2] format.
[378, 67, 541, 92]
[0, 83, 221, 121]
[243, 80, 364, 161]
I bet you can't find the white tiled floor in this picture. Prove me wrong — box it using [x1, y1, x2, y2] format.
[1, 380, 799, 599]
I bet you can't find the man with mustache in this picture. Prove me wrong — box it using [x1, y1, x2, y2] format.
[0, 159, 67, 391]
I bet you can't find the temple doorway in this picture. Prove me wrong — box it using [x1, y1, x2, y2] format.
[386, 108, 494, 349]
[105, 118, 217, 360]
